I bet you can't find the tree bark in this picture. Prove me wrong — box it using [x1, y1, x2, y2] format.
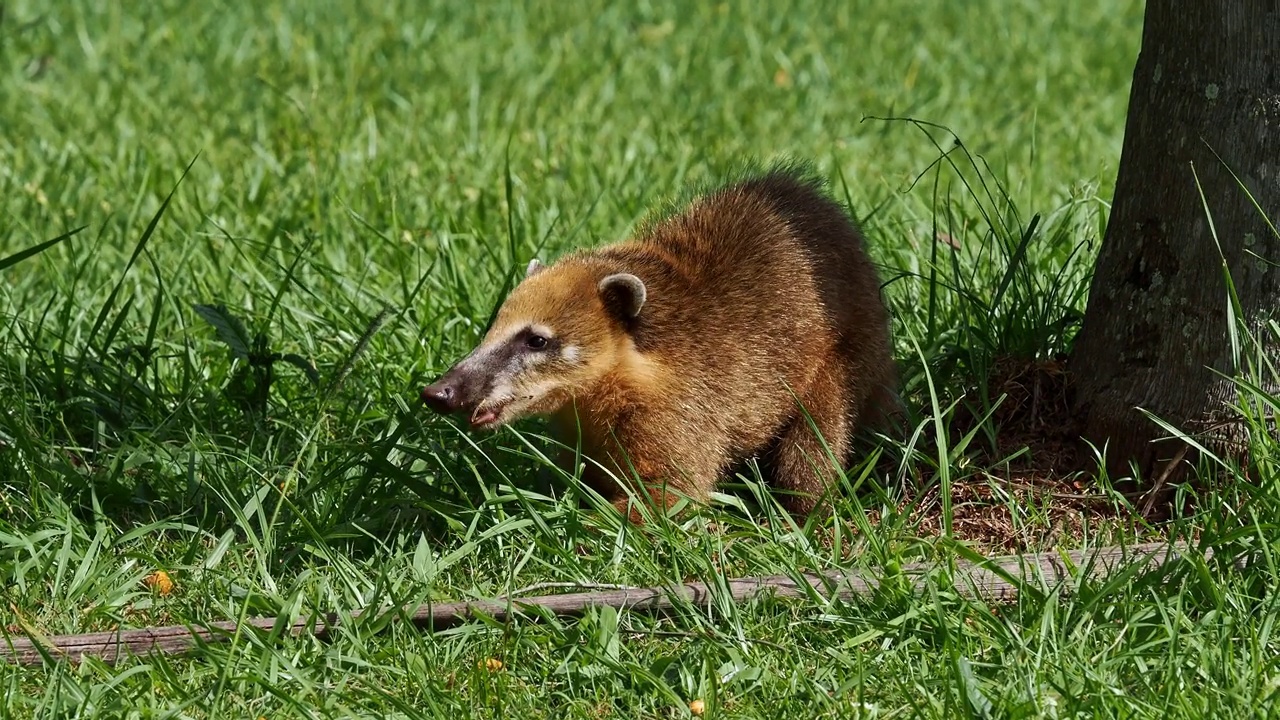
[1071, 2, 1280, 483]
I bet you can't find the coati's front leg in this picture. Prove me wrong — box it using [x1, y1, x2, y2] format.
[613, 450, 725, 524]
[771, 359, 853, 519]
[606, 464, 717, 525]
[590, 421, 725, 524]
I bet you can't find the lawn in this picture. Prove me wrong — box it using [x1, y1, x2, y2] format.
[4, 0, 1279, 717]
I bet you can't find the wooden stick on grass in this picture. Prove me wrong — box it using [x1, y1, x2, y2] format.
[1, 540, 1203, 667]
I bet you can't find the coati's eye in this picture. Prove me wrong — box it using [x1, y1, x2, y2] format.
[525, 334, 548, 350]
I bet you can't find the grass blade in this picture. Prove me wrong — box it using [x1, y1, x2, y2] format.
[0, 226, 84, 272]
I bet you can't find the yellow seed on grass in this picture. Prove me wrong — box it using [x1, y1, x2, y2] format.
[481, 657, 503, 672]
[689, 699, 705, 715]
[145, 570, 174, 596]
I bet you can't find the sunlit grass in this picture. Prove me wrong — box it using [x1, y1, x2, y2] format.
[6, 0, 1280, 717]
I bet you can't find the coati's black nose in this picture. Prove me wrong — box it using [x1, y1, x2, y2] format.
[421, 380, 461, 414]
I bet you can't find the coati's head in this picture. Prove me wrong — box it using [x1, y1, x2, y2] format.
[421, 257, 647, 430]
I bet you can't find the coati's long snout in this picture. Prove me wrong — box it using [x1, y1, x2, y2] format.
[421, 362, 496, 428]
[420, 368, 465, 413]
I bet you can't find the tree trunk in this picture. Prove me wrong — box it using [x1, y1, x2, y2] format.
[1071, 2, 1280, 484]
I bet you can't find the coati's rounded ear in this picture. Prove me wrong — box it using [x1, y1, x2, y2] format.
[525, 258, 544, 278]
[598, 273, 646, 320]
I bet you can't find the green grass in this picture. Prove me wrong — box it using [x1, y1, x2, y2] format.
[4, 0, 1280, 717]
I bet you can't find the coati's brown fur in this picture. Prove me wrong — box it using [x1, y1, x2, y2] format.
[422, 164, 899, 522]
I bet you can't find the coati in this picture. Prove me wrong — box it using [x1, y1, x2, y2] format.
[422, 164, 899, 522]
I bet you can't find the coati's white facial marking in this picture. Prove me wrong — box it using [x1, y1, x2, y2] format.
[562, 345, 580, 363]
[527, 323, 554, 343]
[460, 321, 563, 429]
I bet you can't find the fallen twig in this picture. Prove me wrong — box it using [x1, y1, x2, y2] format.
[2, 540, 1207, 667]
[1141, 444, 1191, 517]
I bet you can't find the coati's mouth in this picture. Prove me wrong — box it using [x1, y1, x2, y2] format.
[468, 394, 538, 430]
[468, 401, 508, 430]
